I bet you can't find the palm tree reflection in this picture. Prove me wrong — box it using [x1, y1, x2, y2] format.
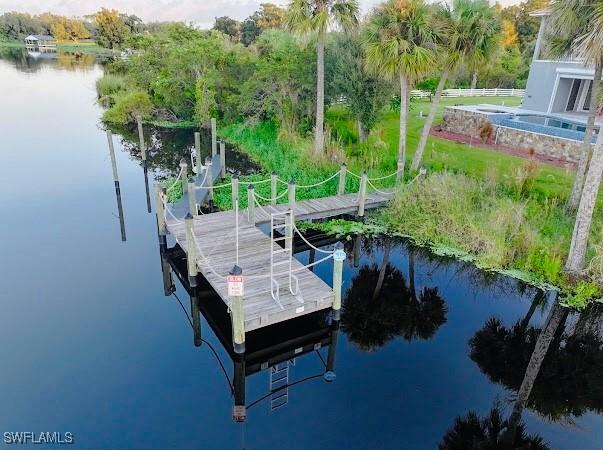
[342, 240, 447, 350]
[438, 406, 550, 450]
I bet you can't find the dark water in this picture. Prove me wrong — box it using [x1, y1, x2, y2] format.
[2, 50, 603, 450]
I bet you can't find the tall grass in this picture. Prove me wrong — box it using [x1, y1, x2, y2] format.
[96, 74, 127, 100]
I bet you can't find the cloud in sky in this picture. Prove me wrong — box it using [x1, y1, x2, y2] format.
[0, 0, 521, 29]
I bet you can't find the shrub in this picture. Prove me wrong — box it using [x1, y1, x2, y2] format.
[102, 90, 153, 124]
[478, 121, 493, 143]
[95, 74, 127, 100]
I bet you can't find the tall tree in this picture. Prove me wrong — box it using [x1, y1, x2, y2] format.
[286, 0, 359, 156]
[562, 1, 603, 274]
[328, 33, 392, 142]
[213, 16, 240, 42]
[95, 8, 129, 49]
[363, 0, 438, 178]
[411, 0, 500, 172]
[547, 0, 602, 213]
[256, 3, 287, 30]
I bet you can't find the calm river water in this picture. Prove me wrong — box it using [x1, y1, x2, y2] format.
[2, 49, 603, 450]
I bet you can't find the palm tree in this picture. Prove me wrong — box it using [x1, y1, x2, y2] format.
[363, 0, 438, 179]
[547, 0, 603, 213]
[286, 0, 359, 156]
[562, 3, 603, 273]
[411, 0, 500, 172]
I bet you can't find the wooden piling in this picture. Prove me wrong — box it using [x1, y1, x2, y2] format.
[180, 158, 188, 196]
[332, 241, 345, 321]
[155, 184, 167, 236]
[230, 265, 245, 354]
[231, 175, 239, 208]
[323, 321, 339, 382]
[247, 185, 255, 224]
[190, 288, 202, 347]
[211, 117, 217, 158]
[233, 354, 246, 421]
[185, 214, 198, 287]
[106, 130, 119, 185]
[357, 171, 368, 217]
[288, 180, 296, 208]
[271, 172, 277, 205]
[194, 131, 202, 175]
[188, 181, 197, 216]
[220, 141, 226, 179]
[136, 115, 146, 161]
[338, 163, 346, 195]
[205, 156, 213, 209]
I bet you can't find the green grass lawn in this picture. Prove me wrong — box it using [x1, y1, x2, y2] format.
[326, 96, 574, 201]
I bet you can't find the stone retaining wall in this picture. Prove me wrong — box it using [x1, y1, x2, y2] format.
[440, 107, 586, 163]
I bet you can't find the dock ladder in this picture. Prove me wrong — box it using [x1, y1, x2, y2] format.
[269, 359, 295, 410]
[270, 211, 301, 308]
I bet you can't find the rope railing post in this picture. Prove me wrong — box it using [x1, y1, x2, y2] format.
[136, 115, 146, 161]
[338, 163, 346, 195]
[194, 131, 202, 175]
[231, 174, 239, 208]
[357, 171, 368, 218]
[211, 117, 217, 158]
[332, 242, 346, 321]
[271, 172, 277, 205]
[205, 155, 214, 211]
[229, 265, 245, 354]
[187, 181, 197, 217]
[179, 158, 188, 196]
[288, 179, 296, 208]
[155, 184, 167, 236]
[185, 213, 198, 288]
[247, 184, 255, 224]
[219, 141, 226, 179]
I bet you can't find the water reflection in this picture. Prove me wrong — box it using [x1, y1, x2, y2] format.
[470, 299, 603, 421]
[107, 124, 260, 177]
[161, 243, 340, 423]
[0, 46, 99, 73]
[342, 238, 447, 350]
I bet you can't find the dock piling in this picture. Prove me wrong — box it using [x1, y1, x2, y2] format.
[288, 180, 296, 208]
[179, 158, 188, 196]
[194, 131, 202, 175]
[211, 117, 217, 158]
[220, 141, 226, 179]
[188, 181, 197, 216]
[205, 156, 214, 211]
[323, 321, 339, 382]
[136, 115, 146, 161]
[338, 163, 346, 195]
[106, 130, 119, 185]
[271, 172, 277, 205]
[185, 214, 198, 287]
[332, 242, 346, 321]
[230, 265, 246, 354]
[247, 185, 255, 224]
[190, 288, 202, 347]
[155, 184, 167, 236]
[231, 175, 239, 208]
[357, 171, 368, 218]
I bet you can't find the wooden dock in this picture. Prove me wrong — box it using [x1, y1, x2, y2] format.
[165, 187, 392, 332]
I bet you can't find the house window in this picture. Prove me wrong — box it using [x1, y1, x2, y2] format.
[566, 79, 581, 111]
[582, 81, 593, 111]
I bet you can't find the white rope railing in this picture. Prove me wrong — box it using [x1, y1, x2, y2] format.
[292, 222, 335, 254]
[295, 171, 339, 189]
[165, 166, 186, 193]
[366, 178, 396, 196]
[253, 189, 288, 203]
[368, 169, 402, 182]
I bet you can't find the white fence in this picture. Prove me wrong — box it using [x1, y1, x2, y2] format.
[411, 88, 525, 98]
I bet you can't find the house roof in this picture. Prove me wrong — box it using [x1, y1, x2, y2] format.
[529, 8, 551, 17]
[25, 35, 55, 41]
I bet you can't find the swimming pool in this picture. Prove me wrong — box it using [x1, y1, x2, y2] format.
[490, 113, 598, 143]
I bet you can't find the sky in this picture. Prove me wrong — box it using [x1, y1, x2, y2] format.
[0, 0, 521, 29]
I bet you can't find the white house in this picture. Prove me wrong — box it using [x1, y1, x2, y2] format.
[523, 8, 597, 118]
[24, 35, 57, 51]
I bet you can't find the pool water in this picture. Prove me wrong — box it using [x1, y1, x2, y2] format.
[514, 114, 590, 133]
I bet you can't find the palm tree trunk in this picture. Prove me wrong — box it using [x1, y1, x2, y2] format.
[373, 240, 391, 300]
[412, 68, 450, 171]
[314, 31, 325, 156]
[397, 72, 409, 180]
[566, 61, 602, 213]
[470, 71, 478, 90]
[565, 119, 603, 274]
[503, 302, 566, 447]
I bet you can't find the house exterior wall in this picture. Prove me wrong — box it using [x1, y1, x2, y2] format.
[522, 60, 589, 112]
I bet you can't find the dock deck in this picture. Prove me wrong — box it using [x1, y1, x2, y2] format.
[163, 158, 394, 332]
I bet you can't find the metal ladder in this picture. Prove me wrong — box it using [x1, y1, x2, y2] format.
[269, 359, 295, 411]
[270, 211, 301, 309]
